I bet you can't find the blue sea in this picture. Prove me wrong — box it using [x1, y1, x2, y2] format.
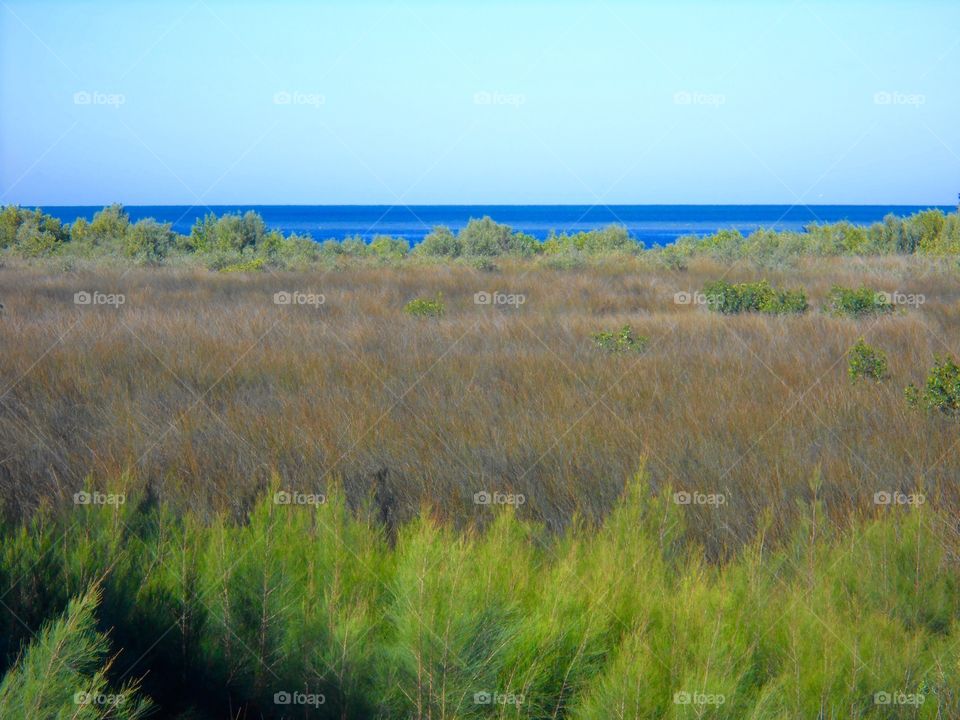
[39, 205, 954, 246]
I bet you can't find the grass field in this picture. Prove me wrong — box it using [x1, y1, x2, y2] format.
[1, 255, 959, 717]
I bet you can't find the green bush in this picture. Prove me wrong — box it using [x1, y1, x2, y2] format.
[369, 234, 409, 260]
[0, 207, 69, 257]
[703, 279, 808, 315]
[542, 224, 641, 257]
[456, 216, 539, 257]
[906, 356, 960, 416]
[593, 325, 648, 353]
[415, 226, 462, 257]
[220, 257, 266, 273]
[848, 338, 889, 382]
[186, 210, 266, 253]
[404, 293, 444, 318]
[123, 219, 175, 262]
[14, 216, 66, 257]
[0, 589, 151, 719]
[827, 285, 893, 317]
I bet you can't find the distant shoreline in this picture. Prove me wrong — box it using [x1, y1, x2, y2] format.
[25, 203, 957, 244]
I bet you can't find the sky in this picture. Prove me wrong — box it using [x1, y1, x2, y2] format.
[1, 0, 958, 206]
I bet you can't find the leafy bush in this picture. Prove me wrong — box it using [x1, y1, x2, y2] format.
[544, 224, 640, 256]
[186, 210, 266, 253]
[906, 356, 960, 416]
[14, 215, 67, 257]
[0, 207, 69, 256]
[593, 325, 648, 353]
[415, 226, 462, 257]
[848, 338, 889, 382]
[369, 234, 409, 260]
[404, 293, 444, 318]
[457, 216, 539, 257]
[827, 285, 893, 317]
[703, 279, 808, 314]
[458, 216, 512, 256]
[123, 219, 175, 262]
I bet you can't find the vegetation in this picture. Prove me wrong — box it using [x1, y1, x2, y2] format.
[827, 285, 894, 317]
[2, 251, 960, 716]
[848, 338, 889, 382]
[0, 476, 957, 718]
[3, 205, 960, 270]
[404, 293, 445, 318]
[592, 325, 648, 352]
[906, 356, 960, 416]
[703, 279, 808, 314]
[0, 589, 152, 719]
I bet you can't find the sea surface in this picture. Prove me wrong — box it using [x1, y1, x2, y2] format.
[39, 205, 954, 246]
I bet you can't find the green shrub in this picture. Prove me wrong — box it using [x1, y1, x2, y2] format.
[0, 589, 152, 719]
[457, 216, 539, 257]
[0, 207, 69, 257]
[369, 234, 409, 260]
[906, 356, 960, 416]
[0, 205, 21, 248]
[458, 216, 512, 256]
[655, 243, 690, 271]
[404, 293, 444, 318]
[703, 279, 808, 315]
[14, 217, 65, 257]
[542, 225, 640, 257]
[81, 204, 131, 250]
[593, 325, 648, 353]
[415, 226, 462, 257]
[221, 257, 266, 273]
[827, 285, 893, 317]
[848, 338, 889, 382]
[186, 210, 266, 253]
[123, 219, 175, 263]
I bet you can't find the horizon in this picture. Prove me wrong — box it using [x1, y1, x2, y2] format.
[30, 201, 960, 208]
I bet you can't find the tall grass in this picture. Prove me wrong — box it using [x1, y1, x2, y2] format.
[1, 257, 959, 556]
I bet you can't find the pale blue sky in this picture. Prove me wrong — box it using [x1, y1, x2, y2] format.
[1, 0, 958, 205]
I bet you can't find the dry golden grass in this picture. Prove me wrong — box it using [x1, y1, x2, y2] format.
[2, 256, 958, 556]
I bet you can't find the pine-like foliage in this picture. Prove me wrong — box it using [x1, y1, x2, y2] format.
[0, 588, 151, 719]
